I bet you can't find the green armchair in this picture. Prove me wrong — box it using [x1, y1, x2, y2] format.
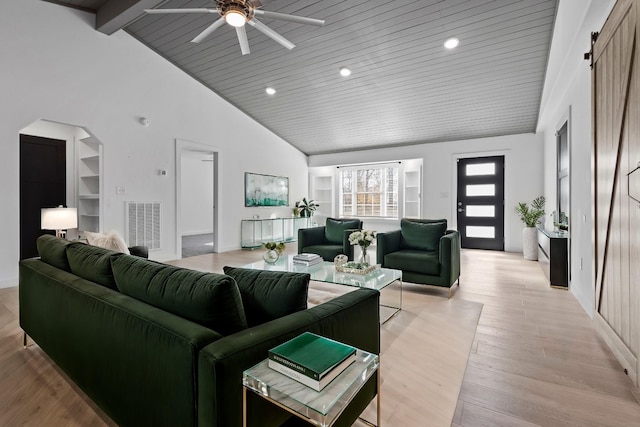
[298, 218, 363, 261]
[377, 218, 461, 297]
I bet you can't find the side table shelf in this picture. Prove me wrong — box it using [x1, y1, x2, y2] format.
[241, 217, 311, 249]
[243, 349, 379, 427]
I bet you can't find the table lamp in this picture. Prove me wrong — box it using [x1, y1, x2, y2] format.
[41, 206, 78, 239]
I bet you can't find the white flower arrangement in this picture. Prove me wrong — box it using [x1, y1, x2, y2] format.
[348, 230, 376, 248]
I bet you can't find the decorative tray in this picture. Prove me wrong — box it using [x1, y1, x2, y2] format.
[335, 263, 380, 275]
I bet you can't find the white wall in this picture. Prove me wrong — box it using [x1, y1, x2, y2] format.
[0, 0, 308, 287]
[309, 133, 544, 252]
[536, 0, 616, 317]
[180, 153, 214, 236]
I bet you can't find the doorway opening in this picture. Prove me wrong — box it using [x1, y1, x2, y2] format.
[456, 155, 505, 250]
[19, 119, 102, 259]
[176, 140, 218, 258]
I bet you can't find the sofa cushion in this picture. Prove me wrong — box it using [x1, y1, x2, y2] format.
[66, 242, 122, 290]
[112, 256, 248, 335]
[223, 267, 309, 327]
[400, 219, 447, 251]
[85, 230, 130, 255]
[36, 234, 71, 271]
[325, 218, 361, 244]
[384, 249, 441, 276]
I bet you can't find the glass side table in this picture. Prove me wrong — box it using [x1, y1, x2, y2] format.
[243, 349, 380, 427]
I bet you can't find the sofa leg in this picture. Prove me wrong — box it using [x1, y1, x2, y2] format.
[23, 331, 28, 348]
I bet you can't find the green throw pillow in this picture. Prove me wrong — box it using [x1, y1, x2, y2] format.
[37, 234, 71, 271]
[324, 218, 362, 244]
[223, 267, 309, 327]
[400, 219, 447, 252]
[66, 242, 122, 289]
[112, 256, 248, 335]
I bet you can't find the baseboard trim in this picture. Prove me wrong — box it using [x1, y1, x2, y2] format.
[593, 313, 638, 385]
[0, 277, 18, 289]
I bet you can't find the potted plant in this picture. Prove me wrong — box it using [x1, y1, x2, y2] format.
[515, 196, 545, 260]
[295, 198, 319, 218]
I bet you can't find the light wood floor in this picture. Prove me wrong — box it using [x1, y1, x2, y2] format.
[2, 246, 640, 426]
[452, 249, 640, 426]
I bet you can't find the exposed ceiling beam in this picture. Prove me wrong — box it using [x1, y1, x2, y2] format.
[96, 0, 165, 35]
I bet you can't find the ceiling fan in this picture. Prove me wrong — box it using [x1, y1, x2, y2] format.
[144, 0, 325, 55]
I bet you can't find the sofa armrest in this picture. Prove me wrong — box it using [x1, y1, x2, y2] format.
[376, 230, 402, 265]
[439, 230, 461, 285]
[128, 245, 148, 258]
[197, 288, 380, 427]
[298, 226, 326, 252]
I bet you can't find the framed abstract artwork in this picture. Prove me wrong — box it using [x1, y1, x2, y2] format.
[245, 172, 289, 207]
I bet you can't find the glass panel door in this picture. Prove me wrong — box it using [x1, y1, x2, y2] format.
[457, 156, 505, 250]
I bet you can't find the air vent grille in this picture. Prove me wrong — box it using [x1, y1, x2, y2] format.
[126, 202, 161, 250]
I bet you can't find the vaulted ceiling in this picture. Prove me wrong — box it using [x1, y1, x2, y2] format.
[44, 0, 558, 155]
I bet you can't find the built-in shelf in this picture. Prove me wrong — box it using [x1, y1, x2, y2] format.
[404, 169, 421, 218]
[77, 136, 102, 233]
[312, 175, 333, 217]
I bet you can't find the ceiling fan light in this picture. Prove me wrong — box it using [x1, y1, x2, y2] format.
[225, 9, 246, 27]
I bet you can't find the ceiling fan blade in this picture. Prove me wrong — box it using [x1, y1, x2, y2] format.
[144, 8, 217, 14]
[235, 26, 251, 55]
[247, 19, 295, 50]
[254, 9, 325, 27]
[191, 18, 226, 43]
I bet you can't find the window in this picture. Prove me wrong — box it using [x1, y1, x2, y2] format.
[340, 164, 399, 218]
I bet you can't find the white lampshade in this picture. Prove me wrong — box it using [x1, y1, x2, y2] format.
[41, 207, 78, 231]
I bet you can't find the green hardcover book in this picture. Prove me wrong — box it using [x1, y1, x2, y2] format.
[268, 332, 356, 381]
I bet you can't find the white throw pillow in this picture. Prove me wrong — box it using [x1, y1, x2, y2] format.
[84, 231, 130, 255]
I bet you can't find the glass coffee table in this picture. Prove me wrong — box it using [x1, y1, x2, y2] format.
[241, 255, 402, 324]
[243, 348, 380, 427]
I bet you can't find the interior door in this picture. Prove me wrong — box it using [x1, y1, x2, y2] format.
[592, 0, 640, 385]
[456, 156, 505, 250]
[20, 134, 66, 259]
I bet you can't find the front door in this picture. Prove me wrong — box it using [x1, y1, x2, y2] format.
[20, 134, 66, 259]
[456, 156, 504, 250]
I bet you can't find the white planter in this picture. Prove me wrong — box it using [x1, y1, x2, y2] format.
[522, 227, 538, 260]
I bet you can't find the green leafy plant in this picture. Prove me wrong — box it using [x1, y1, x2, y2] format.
[295, 198, 319, 217]
[515, 196, 546, 227]
[264, 242, 286, 254]
[551, 210, 569, 231]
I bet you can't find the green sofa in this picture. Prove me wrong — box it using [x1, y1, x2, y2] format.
[298, 217, 363, 261]
[377, 218, 461, 297]
[19, 235, 380, 427]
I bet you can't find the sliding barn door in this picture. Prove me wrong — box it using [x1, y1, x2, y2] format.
[592, 0, 640, 385]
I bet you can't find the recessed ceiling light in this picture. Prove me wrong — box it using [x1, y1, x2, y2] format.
[265, 87, 276, 95]
[339, 67, 351, 77]
[444, 37, 459, 49]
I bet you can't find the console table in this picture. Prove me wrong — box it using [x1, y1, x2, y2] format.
[537, 227, 569, 289]
[241, 217, 311, 249]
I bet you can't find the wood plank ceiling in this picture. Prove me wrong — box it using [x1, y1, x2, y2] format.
[45, 0, 558, 155]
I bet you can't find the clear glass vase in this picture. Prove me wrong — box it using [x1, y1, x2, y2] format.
[263, 249, 279, 264]
[358, 245, 370, 266]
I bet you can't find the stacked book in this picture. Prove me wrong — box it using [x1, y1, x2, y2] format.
[292, 253, 322, 266]
[268, 332, 357, 391]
